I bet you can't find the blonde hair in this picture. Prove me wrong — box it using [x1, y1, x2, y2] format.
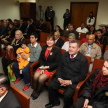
[15, 30, 23, 38]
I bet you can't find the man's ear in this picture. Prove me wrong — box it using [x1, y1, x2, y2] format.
[36, 38, 38, 41]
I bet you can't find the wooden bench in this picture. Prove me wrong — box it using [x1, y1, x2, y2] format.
[11, 84, 30, 108]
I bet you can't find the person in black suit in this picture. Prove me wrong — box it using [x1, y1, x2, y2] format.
[45, 6, 50, 21]
[31, 18, 36, 26]
[0, 20, 8, 37]
[36, 19, 46, 41]
[74, 60, 108, 108]
[47, 6, 55, 31]
[17, 19, 26, 33]
[63, 9, 70, 30]
[24, 19, 34, 38]
[54, 31, 64, 48]
[53, 25, 63, 36]
[45, 40, 88, 108]
[0, 73, 21, 108]
[31, 35, 61, 100]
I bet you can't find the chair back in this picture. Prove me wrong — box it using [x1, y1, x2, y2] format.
[11, 84, 30, 108]
[105, 45, 108, 52]
[97, 44, 103, 52]
[91, 58, 104, 75]
[45, 21, 51, 33]
[79, 33, 86, 40]
[60, 36, 65, 43]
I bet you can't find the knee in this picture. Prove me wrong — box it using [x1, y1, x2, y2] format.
[73, 103, 79, 108]
[48, 81, 53, 89]
[63, 91, 72, 99]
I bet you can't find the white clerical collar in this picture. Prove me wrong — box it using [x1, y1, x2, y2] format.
[70, 54, 77, 59]
[31, 42, 37, 48]
[0, 91, 8, 102]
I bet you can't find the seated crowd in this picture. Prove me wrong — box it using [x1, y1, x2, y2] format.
[0, 17, 108, 108]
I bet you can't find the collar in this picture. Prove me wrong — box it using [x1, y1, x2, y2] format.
[50, 10, 52, 11]
[0, 91, 8, 102]
[31, 42, 37, 48]
[55, 38, 59, 42]
[70, 54, 77, 59]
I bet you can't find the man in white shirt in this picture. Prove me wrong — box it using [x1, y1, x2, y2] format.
[62, 33, 76, 51]
[0, 73, 21, 108]
[76, 22, 88, 34]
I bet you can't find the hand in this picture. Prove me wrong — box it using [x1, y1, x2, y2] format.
[40, 70, 44, 74]
[88, 106, 93, 108]
[58, 78, 64, 84]
[21, 55, 27, 60]
[60, 80, 70, 86]
[83, 99, 89, 108]
[40, 66, 49, 70]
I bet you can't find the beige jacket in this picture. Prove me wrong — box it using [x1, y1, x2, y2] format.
[104, 50, 108, 61]
[80, 42, 101, 62]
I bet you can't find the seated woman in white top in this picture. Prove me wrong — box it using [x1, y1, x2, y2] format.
[62, 33, 75, 51]
[86, 12, 95, 30]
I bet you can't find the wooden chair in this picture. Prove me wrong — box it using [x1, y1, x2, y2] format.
[60, 36, 66, 43]
[45, 21, 51, 33]
[25, 39, 30, 44]
[39, 32, 51, 44]
[79, 33, 86, 40]
[30, 49, 66, 88]
[11, 84, 30, 108]
[91, 58, 104, 75]
[97, 44, 103, 52]
[38, 42, 46, 48]
[62, 30, 66, 34]
[105, 45, 108, 52]
[77, 40, 82, 47]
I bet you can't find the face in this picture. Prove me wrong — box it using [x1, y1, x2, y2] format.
[102, 27, 106, 32]
[69, 26, 74, 31]
[30, 35, 37, 43]
[14, 21, 17, 24]
[68, 43, 79, 55]
[55, 26, 59, 31]
[86, 34, 89, 39]
[90, 27, 94, 32]
[90, 13, 93, 16]
[68, 24, 70, 28]
[4, 21, 7, 26]
[28, 21, 31, 25]
[88, 35, 95, 45]
[39, 7, 42, 10]
[20, 20, 23, 24]
[50, 6, 52, 10]
[15, 31, 21, 40]
[54, 32, 59, 40]
[69, 36, 75, 42]
[81, 23, 85, 28]
[21, 44, 26, 49]
[46, 38, 54, 47]
[102, 61, 108, 76]
[66, 10, 69, 13]
[0, 86, 6, 98]
[97, 31, 102, 39]
[9, 24, 13, 29]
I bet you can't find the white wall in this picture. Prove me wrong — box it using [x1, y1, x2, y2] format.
[0, 0, 20, 21]
[0, 0, 108, 29]
[36, 0, 108, 29]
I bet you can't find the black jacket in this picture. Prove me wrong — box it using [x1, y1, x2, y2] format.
[39, 45, 61, 72]
[54, 52, 88, 89]
[47, 10, 55, 19]
[25, 24, 34, 34]
[63, 13, 70, 21]
[0, 90, 21, 108]
[17, 24, 26, 33]
[55, 38, 64, 48]
[38, 23, 46, 31]
[82, 69, 108, 108]
[0, 25, 8, 36]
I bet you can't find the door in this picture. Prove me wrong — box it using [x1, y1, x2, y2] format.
[70, 2, 99, 29]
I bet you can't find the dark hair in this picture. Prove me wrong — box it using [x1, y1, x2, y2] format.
[55, 25, 62, 31]
[66, 9, 69, 11]
[20, 19, 24, 22]
[40, 18, 43, 22]
[69, 24, 74, 28]
[28, 19, 32, 22]
[0, 73, 10, 90]
[97, 29, 103, 34]
[81, 22, 85, 25]
[7, 18, 12, 23]
[39, 5, 42, 8]
[89, 12, 93, 18]
[20, 39, 27, 47]
[70, 40, 80, 48]
[86, 32, 91, 35]
[105, 59, 108, 63]
[30, 33, 38, 39]
[14, 19, 18, 22]
[102, 26, 107, 31]
[9, 23, 14, 27]
[50, 6, 53, 8]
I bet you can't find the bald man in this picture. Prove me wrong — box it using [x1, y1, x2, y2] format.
[80, 34, 101, 72]
[54, 31, 64, 48]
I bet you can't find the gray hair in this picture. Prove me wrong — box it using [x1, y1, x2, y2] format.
[68, 33, 76, 39]
[70, 40, 80, 48]
[54, 31, 60, 36]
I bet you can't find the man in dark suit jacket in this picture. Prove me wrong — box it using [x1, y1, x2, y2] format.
[54, 31, 64, 48]
[36, 19, 46, 41]
[45, 40, 88, 108]
[17, 19, 26, 33]
[0, 20, 8, 37]
[0, 73, 21, 108]
[24, 19, 34, 38]
[47, 6, 55, 31]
